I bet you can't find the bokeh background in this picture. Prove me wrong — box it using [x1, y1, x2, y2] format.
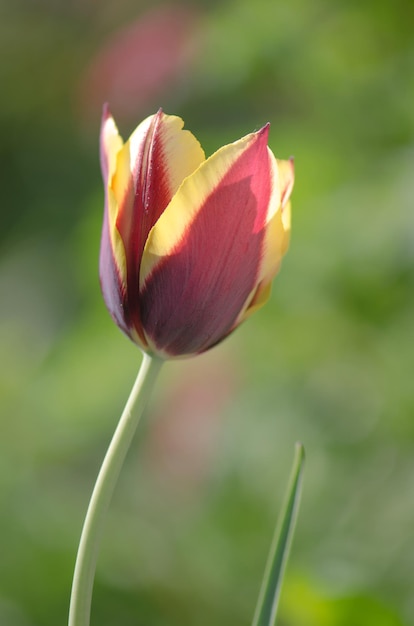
[1, 0, 414, 625]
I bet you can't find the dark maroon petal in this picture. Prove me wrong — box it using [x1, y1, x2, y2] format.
[140, 129, 272, 356]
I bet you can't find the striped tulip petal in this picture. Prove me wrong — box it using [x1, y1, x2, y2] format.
[99, 106, 205, 349]
[233, 155, 293, 326]
[139, 126, 278, 357]
[99, 106, 131, 339]
[99, 110, 294, 359]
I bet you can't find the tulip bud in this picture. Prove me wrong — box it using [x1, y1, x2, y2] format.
[99, 106, 294, 359]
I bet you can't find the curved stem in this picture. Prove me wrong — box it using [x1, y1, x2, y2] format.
[68, 353, 163, 626]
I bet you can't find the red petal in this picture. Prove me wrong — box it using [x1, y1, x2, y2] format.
[103, 110, 203, 344]
[140, 126, 272, 357]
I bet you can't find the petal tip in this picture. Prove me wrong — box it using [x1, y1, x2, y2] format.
[102, 102, 112, 121]
[257, 122, 270, 139]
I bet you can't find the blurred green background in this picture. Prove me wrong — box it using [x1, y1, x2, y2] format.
[1, 0, 414, 625]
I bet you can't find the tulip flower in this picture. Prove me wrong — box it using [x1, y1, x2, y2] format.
[99, 106, 294, 359]
[69, 107, 296, 626]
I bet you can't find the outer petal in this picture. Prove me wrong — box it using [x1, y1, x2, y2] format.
[277, 157, 295, 210]
[99, 106, 132, 339]
[99, 107, 204, 347]
[238, 156, 294, 322]
[100, 104, 124, 181]
[113, 110, 205, 249]
[139, 125, 275, 357]
[259, 155, 294, 281]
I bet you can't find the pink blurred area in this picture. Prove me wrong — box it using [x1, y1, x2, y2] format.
[78, 5, 201, 125]
[143, 352, 243, 494]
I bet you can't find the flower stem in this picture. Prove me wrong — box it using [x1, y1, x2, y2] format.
[68, 353, 163, 626]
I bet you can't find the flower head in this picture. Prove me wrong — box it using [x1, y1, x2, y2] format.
[100, 107, 294, 359]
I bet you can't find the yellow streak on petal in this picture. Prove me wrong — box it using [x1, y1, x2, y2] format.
[281, 200, 291, 253]
[107, 188, 127, 284]
[101, 111, 128, 287]
[139, 132, 258, 286]
[242, 282, 273, 321]
[277, 157, 295, 209]
[107, 141, 131, 287]
[102, 112, 124, 183]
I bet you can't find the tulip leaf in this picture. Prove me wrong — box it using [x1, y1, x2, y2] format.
[251, 442, 305, 626]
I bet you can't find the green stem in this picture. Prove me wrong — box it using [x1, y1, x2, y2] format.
[68, 353, 163, 626]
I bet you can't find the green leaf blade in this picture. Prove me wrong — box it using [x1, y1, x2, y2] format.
[252, 442, 305, 626]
